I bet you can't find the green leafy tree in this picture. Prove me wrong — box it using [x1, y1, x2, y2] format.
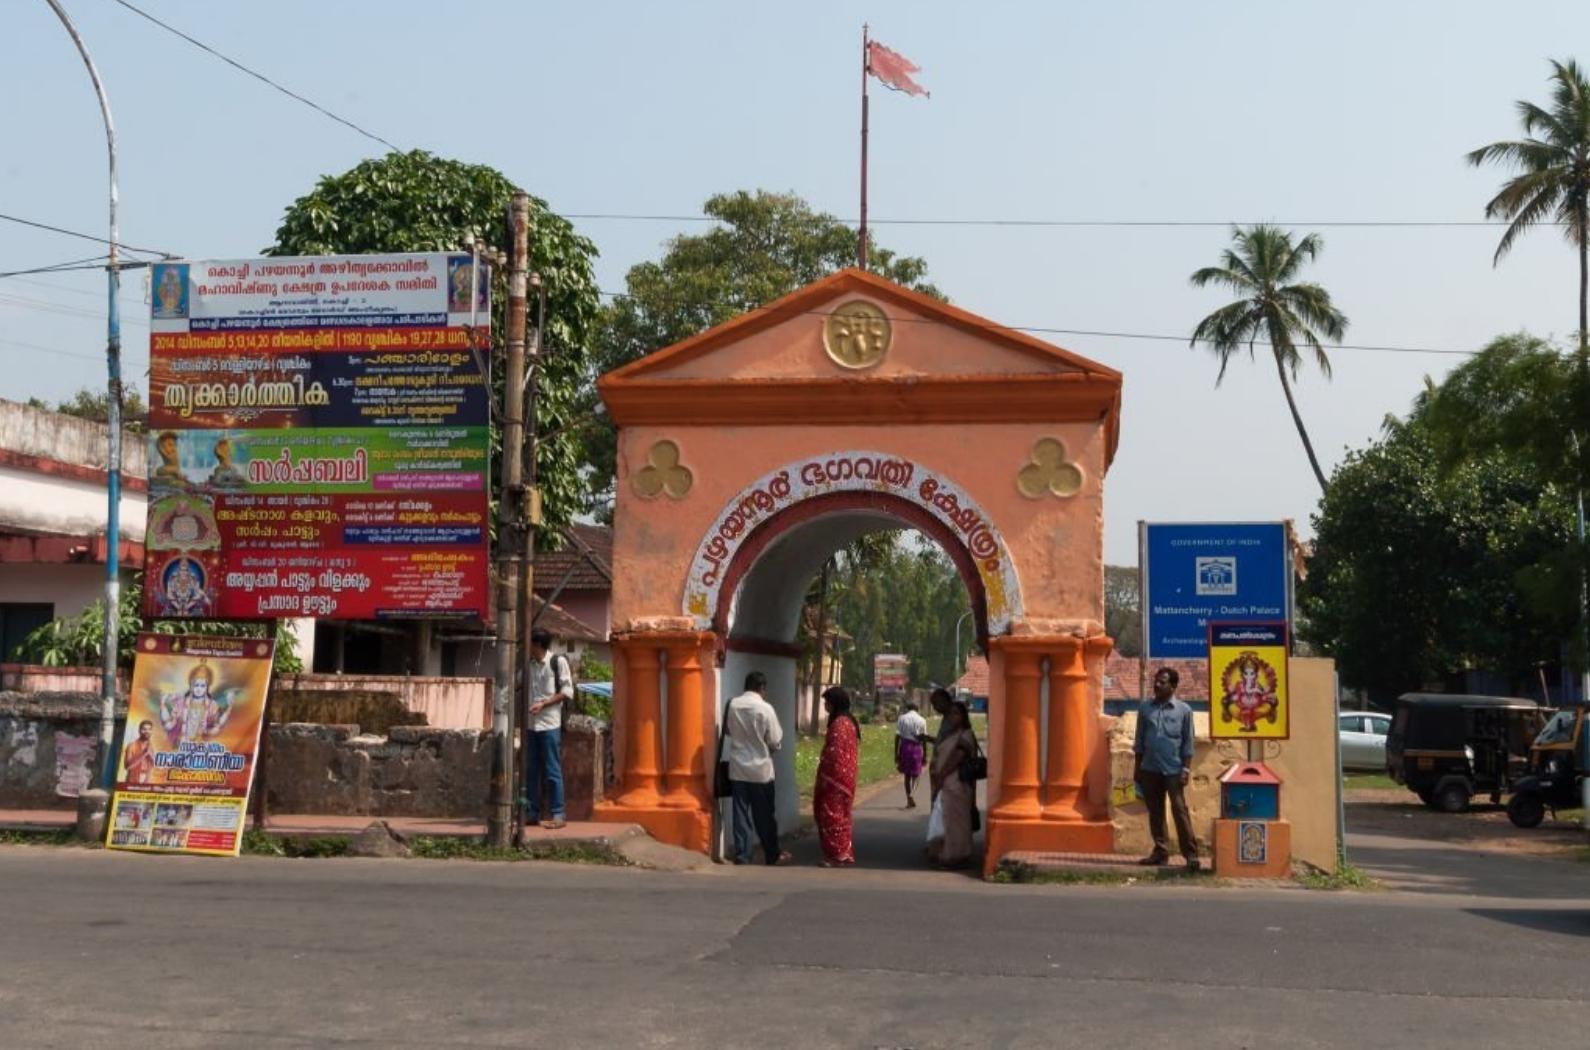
[268, 149, 601, 535]
[1189, 225, 1349, 490]
[1468, 59, 1590, 357]
[1104, 565, 1142, 657]
[585, 190, 942, 513]
[817, 536, 972, 697]
[1303, 335, 1576, 699]
[27, 386, 148, 431]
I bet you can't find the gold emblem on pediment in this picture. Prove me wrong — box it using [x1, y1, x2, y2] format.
[823, 300, 891, 369]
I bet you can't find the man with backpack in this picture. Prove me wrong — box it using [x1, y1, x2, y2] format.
[525, 629, 574, 829]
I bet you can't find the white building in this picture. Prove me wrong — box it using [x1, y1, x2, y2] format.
[0, 398, 145, 660]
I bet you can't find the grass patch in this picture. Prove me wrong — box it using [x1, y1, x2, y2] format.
[1295, 859, 1378, 891]
[240, 830, 350, 858]
[795, 714, 989, 800]
[992, 861, 1200, 886]
[408, 836, 623, 865]
[1342, 772, 1399, 791]
[0, 828, 75, 847]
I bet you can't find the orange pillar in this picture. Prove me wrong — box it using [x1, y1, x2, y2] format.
[1044, 636, 1113, 819]
[662, 634, 710, 808]
[616, 639, 663, 807]
[990, 640, 1042, 819]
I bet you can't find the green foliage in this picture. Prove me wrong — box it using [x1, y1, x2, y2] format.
[268, 150, 602, 535]
[0, 828, 75, 848]
[28, 386, 148, 431]
[407, 836, 624, 865]
[241, 831, 348, 858]
[1104, 565, 1142, 657]
[583, 190, 942, 513]
[1189, 225, 1348, 489]
[794, 719, 900, 799]
[1295, 859, 1377, 891]
[16, 574, 303, 674]
[812, 535, 973, 694]
[1302, 335, 1577, 698]
[1467, 59, 1590, 287]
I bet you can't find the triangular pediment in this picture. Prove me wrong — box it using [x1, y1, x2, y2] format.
[602, 269, 1118, 385]
[598, 269, 1123, 463]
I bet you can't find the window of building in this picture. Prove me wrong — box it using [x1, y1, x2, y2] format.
[0, 603, 55, 662]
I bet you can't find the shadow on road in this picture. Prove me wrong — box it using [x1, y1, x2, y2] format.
[787, 778, 985, 877]
[1465, 907, 1590, 937]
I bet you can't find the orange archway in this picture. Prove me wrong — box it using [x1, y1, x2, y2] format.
[592, 269, 1122, 872]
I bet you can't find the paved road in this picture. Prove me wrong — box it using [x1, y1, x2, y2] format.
[2, 834, 1587, 1050]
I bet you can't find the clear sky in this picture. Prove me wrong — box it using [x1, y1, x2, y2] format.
[4, 1, 1589, 563]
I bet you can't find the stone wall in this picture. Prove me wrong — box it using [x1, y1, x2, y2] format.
[0, 691, 115, 808]
[263, 716, 608, 820]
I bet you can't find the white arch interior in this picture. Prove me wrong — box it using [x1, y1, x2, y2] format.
[716, 509, 935, 842]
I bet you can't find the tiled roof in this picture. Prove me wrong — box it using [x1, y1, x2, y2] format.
[529, 595, 604, 644]
[1103, 654, 1209, 703]
[533, 524, 613, 593]
[955, 655, 990, 697]
[957, 653, 1209, 703]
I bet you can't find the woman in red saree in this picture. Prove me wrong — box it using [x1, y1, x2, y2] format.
[814, 686, 860, 867]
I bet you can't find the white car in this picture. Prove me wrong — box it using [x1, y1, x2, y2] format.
[1339, 711, 1392, 771]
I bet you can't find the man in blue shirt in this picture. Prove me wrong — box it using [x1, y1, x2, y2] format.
[1133, 667, 1200, 871]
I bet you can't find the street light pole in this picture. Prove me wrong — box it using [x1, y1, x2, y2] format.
[953, 610, 973, 687]
[45, 0, 123, 785]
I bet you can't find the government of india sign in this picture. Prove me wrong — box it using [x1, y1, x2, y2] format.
[684, 452, 1023, 634]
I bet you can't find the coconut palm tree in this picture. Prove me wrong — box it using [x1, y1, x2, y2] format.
[1468, 58, 1590, 358]
[1189, 224, 1348, 490]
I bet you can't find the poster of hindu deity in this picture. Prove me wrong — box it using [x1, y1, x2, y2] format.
[1207, 622, 1290, 740]
[106, 633, 274, 857]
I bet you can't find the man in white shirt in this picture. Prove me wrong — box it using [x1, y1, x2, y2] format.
[724, 671, 791, 865]
[525, 629, 574, 829]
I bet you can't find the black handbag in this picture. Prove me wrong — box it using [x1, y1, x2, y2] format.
[959, 733, 988, 784]
[713, 699, 733, 799]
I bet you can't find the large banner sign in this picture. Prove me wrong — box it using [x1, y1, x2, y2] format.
[1208, 622, 1290, 740]
[1140, 522, 1290, 659]
[143, 253, 491, 620]
[107, 633, 274, 856]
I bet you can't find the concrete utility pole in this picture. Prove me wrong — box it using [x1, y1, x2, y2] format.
[45, 0, 123, 787]
[513, 271, 545, 848]
[487, 193, 533, 848]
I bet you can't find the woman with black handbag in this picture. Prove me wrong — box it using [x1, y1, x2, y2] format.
[926, 698, 980, 869]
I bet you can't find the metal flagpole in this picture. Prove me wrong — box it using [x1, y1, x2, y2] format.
[45, 0, 123, 788]
[858, 23, 869, 270]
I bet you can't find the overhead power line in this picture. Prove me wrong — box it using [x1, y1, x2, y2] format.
[567, 213, 1533, 230]
[596, 290, 1475, 357]
[0, 212, 174, 256]
[111, 0, 401, 153]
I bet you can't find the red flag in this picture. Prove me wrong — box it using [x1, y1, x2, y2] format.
[867, 41, 929, 97]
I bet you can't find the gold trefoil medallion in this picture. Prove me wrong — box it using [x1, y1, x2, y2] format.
[823, 300, 891, 369]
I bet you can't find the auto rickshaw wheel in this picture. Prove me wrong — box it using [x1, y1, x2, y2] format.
[1433, 778, 1472, 814]
[1506, 792, 1546, 829]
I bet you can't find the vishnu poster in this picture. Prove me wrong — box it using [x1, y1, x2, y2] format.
[106, 633, 274, 856]
[1207, 622, 1290, 740]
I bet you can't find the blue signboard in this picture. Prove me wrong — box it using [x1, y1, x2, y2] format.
[1141, 522, 1291, 658]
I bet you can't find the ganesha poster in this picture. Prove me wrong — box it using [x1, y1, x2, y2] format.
[1207, 622, 1289, 740]
[106, 633, 274, 857]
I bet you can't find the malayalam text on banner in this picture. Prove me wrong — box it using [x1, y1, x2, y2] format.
[107, 633, 275, 857]
[142, 253, 491, 620]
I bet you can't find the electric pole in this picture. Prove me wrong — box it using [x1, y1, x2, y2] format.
[488, 192, 533, 847]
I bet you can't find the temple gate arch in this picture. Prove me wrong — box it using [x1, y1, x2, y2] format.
[593, 268, 1123, 873]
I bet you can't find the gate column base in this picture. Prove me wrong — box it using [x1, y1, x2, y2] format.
[983, 817, 1113, 877]
[593, 801, 711, 855]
